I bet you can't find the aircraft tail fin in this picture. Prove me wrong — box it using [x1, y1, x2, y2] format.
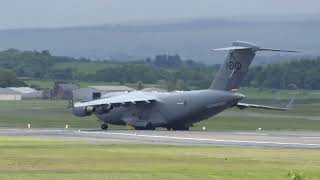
[210, 41, 298, 91]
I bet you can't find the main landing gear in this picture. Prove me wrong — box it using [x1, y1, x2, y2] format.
[101, 123, 109, 130]
[167, 126, 190, 131]
[134, 123, 155, 130]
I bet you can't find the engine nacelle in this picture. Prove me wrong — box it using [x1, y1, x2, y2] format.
[94, 105, 113, 115]
[72, 106, 94, 117]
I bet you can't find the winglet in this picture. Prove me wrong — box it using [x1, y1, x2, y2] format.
[285, 96, 296, 110]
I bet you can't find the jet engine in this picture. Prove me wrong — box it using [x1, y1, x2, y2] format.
[72, 106, 95, 117]
[94, 105, 113, 115]
[72, 105, 113, 117]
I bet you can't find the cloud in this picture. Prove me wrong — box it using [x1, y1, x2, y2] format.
[0, 0, 318, 29]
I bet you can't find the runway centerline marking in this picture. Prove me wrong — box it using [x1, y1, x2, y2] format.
[300, 136, 320, 139]
[75, 131, 320, 147]
[235, 132, 269, 136]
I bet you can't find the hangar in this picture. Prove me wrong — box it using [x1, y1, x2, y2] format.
[72, 87, 99, 101]
[53, 83, 80, 100]
[0, 88, 22, 101]
[8, 87, 43, 99]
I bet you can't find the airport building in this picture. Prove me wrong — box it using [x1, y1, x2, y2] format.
[0, 87, 43, 100]
[72, 87, 100, 101]
[53, 83, 80, 100]
[0, 88, 22, 101]
[8, 87, 43, 99]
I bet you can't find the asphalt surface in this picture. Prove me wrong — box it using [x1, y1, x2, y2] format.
[1, 128, 320, 149]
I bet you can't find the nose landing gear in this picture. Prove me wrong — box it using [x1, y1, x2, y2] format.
[101, 123, 109, 130]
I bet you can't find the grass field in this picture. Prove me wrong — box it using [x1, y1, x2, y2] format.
[0, 137, 318, 180]
[195, 103, 320, 131]
[0, 100, 320, 131]
[0, 100, 100, 128]
[0, 93, 319, 180]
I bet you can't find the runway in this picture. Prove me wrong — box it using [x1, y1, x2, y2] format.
[1, 128, 320, 149]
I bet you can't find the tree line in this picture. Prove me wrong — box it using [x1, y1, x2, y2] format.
[0, 49, 319, 90]
[242, 57, 320, 89]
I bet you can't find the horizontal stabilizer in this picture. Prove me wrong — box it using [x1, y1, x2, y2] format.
[236, 102, 289, 111]
[212, 46, 251, 51]
[212, 47, 298, 53]
[236, 96, 295, 111]
[258, 48, 299, 53]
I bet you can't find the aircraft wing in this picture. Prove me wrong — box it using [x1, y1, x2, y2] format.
[74, 91, 159, 108]
[236, 102, 289, 111]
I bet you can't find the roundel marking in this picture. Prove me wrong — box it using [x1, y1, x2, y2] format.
[228, 61, 235, 70]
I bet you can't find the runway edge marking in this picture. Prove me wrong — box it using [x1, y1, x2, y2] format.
[75, 131, 320, 148]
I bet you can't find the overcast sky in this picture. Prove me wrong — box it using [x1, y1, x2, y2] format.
[0, 0, 319, 29]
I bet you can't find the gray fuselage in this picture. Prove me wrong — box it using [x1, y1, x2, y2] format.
[72, 41, 293, 130]
[95, 89, 243, 129]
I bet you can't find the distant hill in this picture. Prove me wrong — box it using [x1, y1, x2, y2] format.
[0, 15, 319, 64]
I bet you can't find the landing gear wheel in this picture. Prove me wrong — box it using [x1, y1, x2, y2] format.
[101, 123, 108, 130]
[166, 127, 172, 131]
[172, 126, 190, 131]
[146, 123, 155, 130]
[134, 123, 155, 130]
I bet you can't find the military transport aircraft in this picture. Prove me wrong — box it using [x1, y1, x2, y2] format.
[72, 41, 296, 130]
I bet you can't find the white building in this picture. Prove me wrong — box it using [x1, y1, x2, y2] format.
[0, 88, 22, 100]
[8, 87, 37, 94]
[8, 87, 43, 99]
